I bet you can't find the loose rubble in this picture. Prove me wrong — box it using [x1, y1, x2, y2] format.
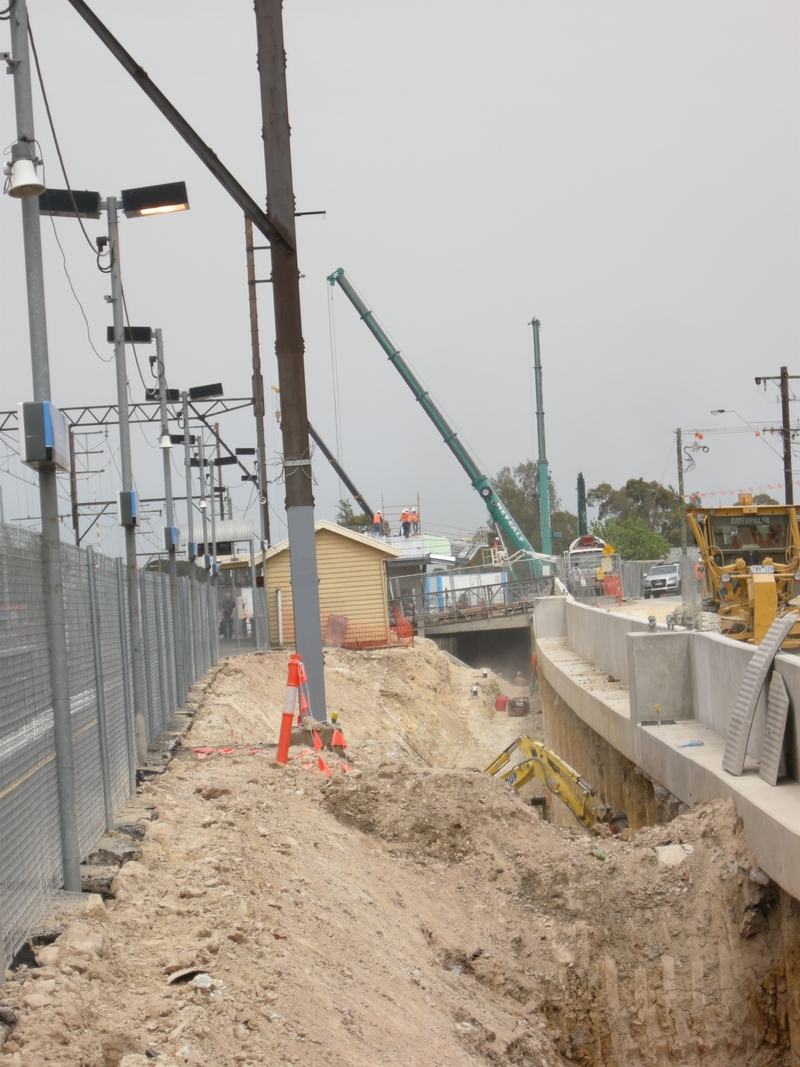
[0, 644, 793, 1065]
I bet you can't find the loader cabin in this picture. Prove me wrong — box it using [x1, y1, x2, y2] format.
[688, 495, 799, 571]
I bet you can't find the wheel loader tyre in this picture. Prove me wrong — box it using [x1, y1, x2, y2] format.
[672, 606, 686, 626]
[694, 611, 722, 634]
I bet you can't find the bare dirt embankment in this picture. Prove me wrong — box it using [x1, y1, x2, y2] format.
[0, 641, 793, 1066]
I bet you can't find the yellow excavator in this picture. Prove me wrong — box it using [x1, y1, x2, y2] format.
[686, 494, 800, 646]
[485, 737, 626, 833]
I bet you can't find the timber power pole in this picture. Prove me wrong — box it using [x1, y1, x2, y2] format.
[754, 367, 800, 506]
[254, 0, 326, 718]
[676, 429, 688, 557]
[245, 217, 271, 544]
[782, 367, 794, 507]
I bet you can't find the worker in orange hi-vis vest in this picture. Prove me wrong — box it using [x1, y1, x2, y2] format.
[372, 511, 382, 537]
[401, 508, 411, 538]
[410, 509, 420, 534]
[530, 651, 539, 695]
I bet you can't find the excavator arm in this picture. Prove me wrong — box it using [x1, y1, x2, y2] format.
[486, 736, 614, 831]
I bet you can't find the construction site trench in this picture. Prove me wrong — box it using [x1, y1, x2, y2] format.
[2, 638, 797, 1067]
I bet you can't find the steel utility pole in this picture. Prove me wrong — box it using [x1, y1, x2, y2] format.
[255, 0, 326, 717]
[107, 197, 148, 761]
[676, 429, 688, 556]
[155, 330, 186, 701]
[576, 473, 588, 537]
[754, 367, 800, 506]
[245, 217, 271, 543]
[530, 318, 552, 555]
[7, 0, 81, 892]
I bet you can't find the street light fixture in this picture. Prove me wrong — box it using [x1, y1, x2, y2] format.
[40, 180, 190, 762]
[121, 181, 189, 218]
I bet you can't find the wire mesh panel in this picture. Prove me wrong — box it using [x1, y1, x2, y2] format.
[61, 543, 106, 860]
[161, 573, 177, 714]
[0, 525, 61, 965]
[141, 572, 163, 742]
[94, 554, 132, 813]
[150, 574, 166, 733]
[0, 527, 223, 968]
[190, 581, 202, 685]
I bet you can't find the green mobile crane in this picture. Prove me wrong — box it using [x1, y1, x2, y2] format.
[327, 269, 556, 578]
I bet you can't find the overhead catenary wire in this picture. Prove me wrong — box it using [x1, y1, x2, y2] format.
[44, 208, 111, 364]
[27, 17, 105, 258]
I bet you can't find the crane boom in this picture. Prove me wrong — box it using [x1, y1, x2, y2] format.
[327, 268, 554, 573]
[307, 422, 374, 520]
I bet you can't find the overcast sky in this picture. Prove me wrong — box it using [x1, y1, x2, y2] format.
[1, 1, 798, 555]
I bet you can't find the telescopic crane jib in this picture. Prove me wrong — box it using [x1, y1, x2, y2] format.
[327, 269, 556, 578]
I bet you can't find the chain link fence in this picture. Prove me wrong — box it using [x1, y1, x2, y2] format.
[0, 524, 221, 966]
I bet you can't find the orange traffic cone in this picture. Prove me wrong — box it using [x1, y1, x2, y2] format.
[276, 654, 302, 765]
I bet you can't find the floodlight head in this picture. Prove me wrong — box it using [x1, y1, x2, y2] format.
[121, 181, 189, 219]
[38, 187, 102, 218]
[710, 409, 725, 415]
[5, 158, 46, 200]
[159, 434, 172, 449]
[188, 383, 224, 401]
[198, 499, 208, 511]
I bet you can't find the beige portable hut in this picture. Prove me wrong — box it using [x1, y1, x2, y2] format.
[264, 520, 401, 646]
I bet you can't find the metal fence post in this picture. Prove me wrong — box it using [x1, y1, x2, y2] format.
[209, 580, 216, 667]
[152, 573, 168, 731]
[231, 571, 241, 655]
[192, 580, 202, 680]
[182, 578, 193, 689]
[249, 536, 259, 650]
[115, 557, 137, 791]
[86, 547, 114, 831]
[139, 571, 155, 743]
[160, 572, 175, 715]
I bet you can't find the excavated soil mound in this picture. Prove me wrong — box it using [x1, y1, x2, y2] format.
[0, 643, 793, 1066]
[191, 640, 539, 769]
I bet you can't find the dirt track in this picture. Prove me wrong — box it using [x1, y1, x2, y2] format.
[0, 641, 793, 1066]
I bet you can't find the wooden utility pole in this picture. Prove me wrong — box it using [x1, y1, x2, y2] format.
[245, 217, 271, 544]
[254, 0, 326, 717]
[781, 367, 794, 506]
[754, 367, 800, 506]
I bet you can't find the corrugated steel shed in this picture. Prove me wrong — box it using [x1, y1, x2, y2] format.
[178, 519, 254, 546]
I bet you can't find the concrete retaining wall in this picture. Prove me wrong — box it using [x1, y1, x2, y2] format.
[564, 599, 652, 685]
[534, 595, 800, 901]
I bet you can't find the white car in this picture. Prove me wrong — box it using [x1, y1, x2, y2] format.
[643, 562, 681, 599]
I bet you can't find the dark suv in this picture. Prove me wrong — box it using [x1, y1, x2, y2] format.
[643, 562, 681, 599]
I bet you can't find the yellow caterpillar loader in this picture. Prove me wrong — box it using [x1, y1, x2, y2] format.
[687, 494, 800, 646]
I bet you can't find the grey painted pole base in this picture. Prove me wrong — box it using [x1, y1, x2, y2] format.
[286, 505, 326, 720]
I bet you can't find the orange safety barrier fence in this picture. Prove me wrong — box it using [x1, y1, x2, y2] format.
[279, 605, 414, 651]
